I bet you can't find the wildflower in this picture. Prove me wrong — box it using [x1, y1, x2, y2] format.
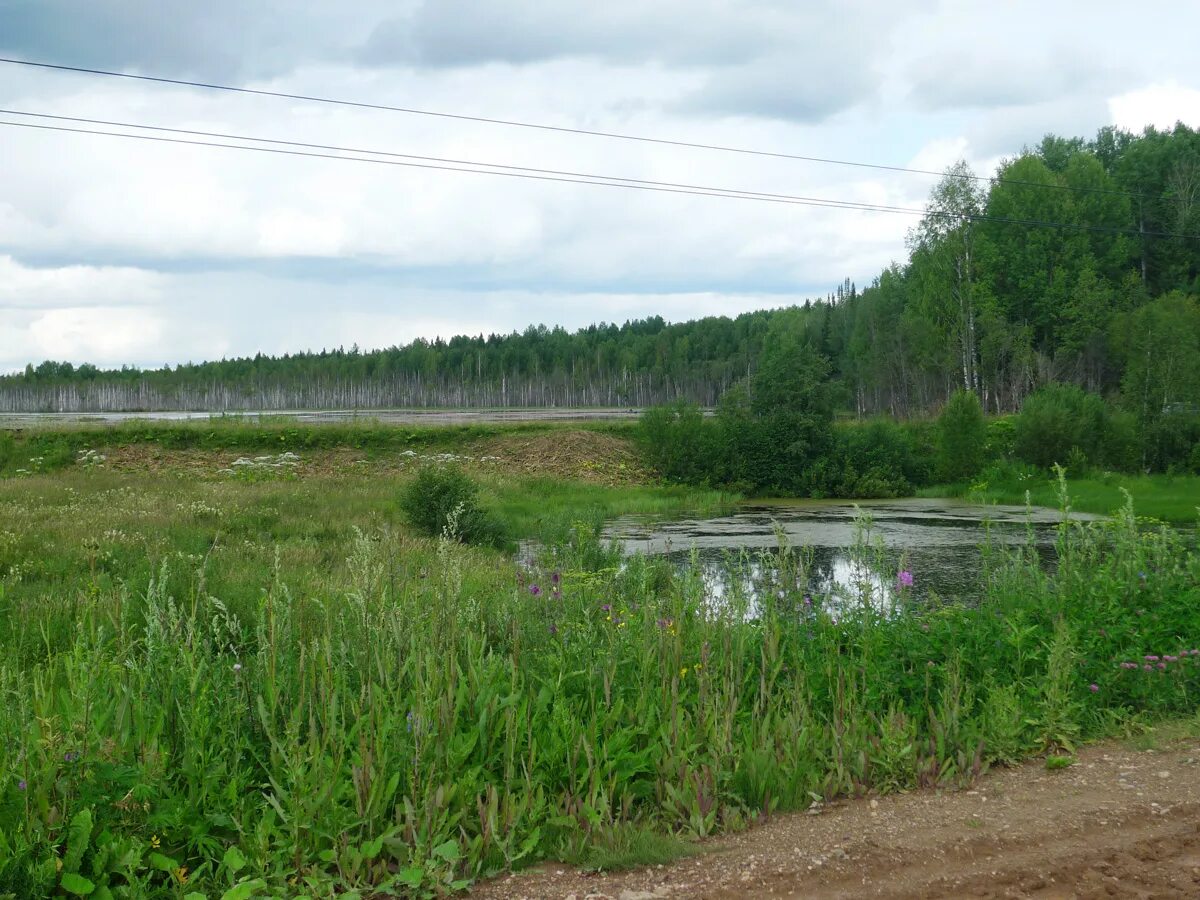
[656, 618, 673, 630]
[1119, 662, 1138, 670]
[174, 866, 188, 885]
[1145, 655, 1160, 662]
[549, 623, 558, 636]
[600, 603, 611, 613]
[551, 571, 561, 585]
[1089, 683, 1099, 693]
[529, 584, 541, 597]
[920, 622, 930, 633]
[1143, 664, 1153, 672]
[679, 667, 688, 678]
[232, 662, 242, 673]
[1157, 662, 1167, 671]
[897, 570, 914, 588]
[63, 752, 78, 763]
[150, 835, 161, 850]
[1164, 655, 1179, 663]
[17, 779, 26, 791]
[803, 595, 812, 607]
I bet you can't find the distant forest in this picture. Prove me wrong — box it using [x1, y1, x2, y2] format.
[3, 123, 1198, 417]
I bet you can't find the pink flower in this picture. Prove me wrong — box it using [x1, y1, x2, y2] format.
[1089, 683, 1099, 693]
[897, 570, 914, 588]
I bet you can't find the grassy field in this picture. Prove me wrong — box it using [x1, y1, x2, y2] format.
[1, 424, 1199, 898]
[922, 470, 1200, 524]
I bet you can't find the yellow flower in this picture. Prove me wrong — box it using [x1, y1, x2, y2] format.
[679, 667, 688, 677]
[174, 866, 188, 884]
[149, 835, 160, 850]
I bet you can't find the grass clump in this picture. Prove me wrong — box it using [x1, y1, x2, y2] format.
[400, 463, 508, 548]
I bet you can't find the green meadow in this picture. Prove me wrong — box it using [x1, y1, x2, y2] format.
[0, 424, 1198, 898]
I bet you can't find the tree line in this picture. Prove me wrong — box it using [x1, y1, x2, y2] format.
[3, 123, 1198, 420]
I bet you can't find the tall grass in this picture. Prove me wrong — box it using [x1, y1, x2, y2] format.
[0, 480, 1197, 897]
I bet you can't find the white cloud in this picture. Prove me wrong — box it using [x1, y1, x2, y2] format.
[1110, 82, 1200, 132]
[0, 255, 163, 308]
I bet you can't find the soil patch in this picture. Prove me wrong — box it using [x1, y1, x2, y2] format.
[469, 430, 647, 485]
[84, 431, 647, 485]
[471, 736, 1200, 899]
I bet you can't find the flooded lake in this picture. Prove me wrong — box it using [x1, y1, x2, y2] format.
[604, 498, 1101, 609]
[0, 408, 646, 427]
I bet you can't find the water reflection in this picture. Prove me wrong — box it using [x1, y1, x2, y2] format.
[604, 499, 1095, 612]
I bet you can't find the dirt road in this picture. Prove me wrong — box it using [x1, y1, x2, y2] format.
[472, 736, 1200, 899]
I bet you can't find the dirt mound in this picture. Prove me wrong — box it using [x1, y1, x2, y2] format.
[471, 430, 648, 485]
[472, 736, 1200, 899]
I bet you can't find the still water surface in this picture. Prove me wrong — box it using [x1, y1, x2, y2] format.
[604, 499, 1102, 609]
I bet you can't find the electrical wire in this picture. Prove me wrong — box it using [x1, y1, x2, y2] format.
[0, 55, 1170, 205]
[4, 116, 1197, 241]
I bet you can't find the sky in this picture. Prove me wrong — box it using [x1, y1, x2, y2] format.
[2, 0, 1200, 374]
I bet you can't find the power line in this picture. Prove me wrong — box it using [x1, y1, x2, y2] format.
[0, 108, 925, 211]
[0, 55, 1165, 205]
[4, 116, 1197, 241]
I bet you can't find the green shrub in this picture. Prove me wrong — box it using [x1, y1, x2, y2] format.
[399, 465, 507, 547]
[638, 401, 712, 484]
[936, 390, 987, 481]
[1014, 384, 1107, 470]
[822, 419, 932, 497]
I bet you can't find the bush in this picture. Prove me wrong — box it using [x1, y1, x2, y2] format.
[823, 419, 932, 497]
[399, 465, 507, 547]
[936, 390, 987, 481]
[638, 401, 712, 484]
[1014, 384, 1107, 470]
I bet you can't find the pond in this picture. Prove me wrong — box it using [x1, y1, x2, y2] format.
[603, 498, 1102, 612]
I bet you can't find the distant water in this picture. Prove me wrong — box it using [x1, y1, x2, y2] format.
[0, 408, 646, 427]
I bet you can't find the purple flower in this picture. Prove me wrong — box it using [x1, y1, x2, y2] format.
[1119, 662, 1138, 670]
[63, 752, 78, 763]
[1164, 655, 1179, 663]
[656, 618, 672, 629]
[551, 571, 561, 585]
[17, 779, 26, 791]
[549, 623, 558, 636]
[529, 584, 541, 597]
[600, 603, 611, 613]
[1089, 683, 1099, 693]
[1157, 662, 1167, 671]
[1143, 664, 1153, 672]
[1145, 655, 1160, 662]
[803, 595, 813, 607]
[897, 570, 914, 588]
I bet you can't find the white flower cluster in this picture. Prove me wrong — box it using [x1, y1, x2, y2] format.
[77, 448, 107, 468]
[398, 450, 502, 463]
[218, 451, 301, 476]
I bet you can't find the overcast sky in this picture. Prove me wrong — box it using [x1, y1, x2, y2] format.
[2, 0, 1199, 374]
